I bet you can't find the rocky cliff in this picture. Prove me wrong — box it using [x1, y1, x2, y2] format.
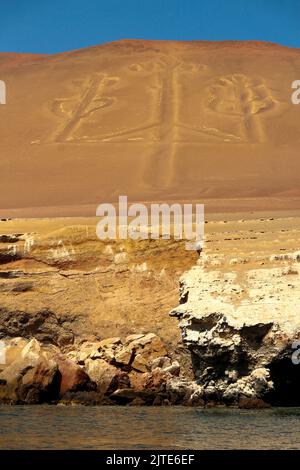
[0, 218, 196, 348]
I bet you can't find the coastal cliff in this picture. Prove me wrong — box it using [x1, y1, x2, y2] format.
[170, 251, 300, 406]
[1, 216, 300, 406]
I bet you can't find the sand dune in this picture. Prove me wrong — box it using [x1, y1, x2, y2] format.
[0, 40, 300, 216]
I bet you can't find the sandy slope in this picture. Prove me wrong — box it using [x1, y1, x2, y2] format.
[0, 214, 299, 346]
[0, 40, 300, 216]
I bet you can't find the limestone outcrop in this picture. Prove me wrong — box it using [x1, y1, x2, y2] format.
[170, 253, 300, 406]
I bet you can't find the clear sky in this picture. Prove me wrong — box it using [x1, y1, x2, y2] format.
[1, 0, 299, 54]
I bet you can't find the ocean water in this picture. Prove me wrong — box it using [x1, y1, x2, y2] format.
[0, 406, 300, 450]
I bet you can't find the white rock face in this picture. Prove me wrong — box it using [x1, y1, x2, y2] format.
[170, 256, 300, 405]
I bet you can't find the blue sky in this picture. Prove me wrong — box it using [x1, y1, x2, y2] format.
[1, 0, 299, 54]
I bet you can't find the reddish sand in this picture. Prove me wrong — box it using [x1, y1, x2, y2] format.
[0, 40, 300, 217]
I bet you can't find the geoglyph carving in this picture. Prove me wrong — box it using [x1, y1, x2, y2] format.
[48, 66, 277, 146]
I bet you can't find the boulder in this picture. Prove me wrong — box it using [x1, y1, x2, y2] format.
[84, 358, 118, 394]
[84, 358, 130, 395]
[75, 341, 103, 364]
[151, 356, 171, 370]
[106, 371, 131, 395]
[98, 337, 122, 349]
[114, 347, 134, 367]
[143, 368, 169, 392]
[166, 377, 201, 405]
[19, 358, 60, 404]
[21, 337, 42, 359]
[128, 333, 168, 372]
[131, 354, 149, 373]
[0, 338, 59, 404]
[0, 337, 28, 373]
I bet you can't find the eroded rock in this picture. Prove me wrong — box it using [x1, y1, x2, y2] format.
[56, 355, 96, 396]
[0, 333, 185, 406]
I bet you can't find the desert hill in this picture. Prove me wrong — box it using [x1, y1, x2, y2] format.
[0, 40, 300, 216]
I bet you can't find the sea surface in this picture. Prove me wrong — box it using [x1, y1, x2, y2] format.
[0, 406, 300, 450]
